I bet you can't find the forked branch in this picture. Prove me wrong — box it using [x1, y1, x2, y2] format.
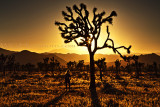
[96, 26, 131, 59]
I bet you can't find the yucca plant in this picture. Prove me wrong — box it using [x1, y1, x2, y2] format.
[55, 3, 131, 106]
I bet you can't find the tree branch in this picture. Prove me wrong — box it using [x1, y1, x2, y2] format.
[74, 39, 86, 47]
[55, 4, 131, 60]
[96, 26, 111, 50]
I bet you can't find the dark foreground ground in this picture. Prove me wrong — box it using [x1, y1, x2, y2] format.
[0, 70, 160, 106]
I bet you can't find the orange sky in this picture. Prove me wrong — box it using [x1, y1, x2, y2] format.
[0, 0, 160, 54]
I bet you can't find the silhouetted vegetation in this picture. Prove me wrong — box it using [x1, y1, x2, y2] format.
[0, 52, 160, 106]
[115, 59, 121, 78]
[76, 60, 84, 71]
[67, 61, 76, 71]
[95, 58, 106, 81]
[0, 2, 160, 107]
[0, 54, 8, 76]
[55, 3, 132, 106]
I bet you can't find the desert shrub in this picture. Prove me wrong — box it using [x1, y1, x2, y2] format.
[1, 82, 8, 87]
[10, 74, 27, 80]
[106, 99, 119, 107]
[96, 82, 102, 87]
[77, 73, 82, 78]
[44, 74, 50, 78]
[11, 84, 17, 88]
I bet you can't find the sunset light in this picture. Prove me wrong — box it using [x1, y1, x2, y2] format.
[0, 0, 160, 107]
[0, 0, 159, 54]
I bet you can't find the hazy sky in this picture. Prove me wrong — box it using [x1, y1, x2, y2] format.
[0, 0, 160, 54]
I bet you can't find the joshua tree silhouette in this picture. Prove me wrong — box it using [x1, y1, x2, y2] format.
[55, 3, 131, 106]
[50, 57, 60, 72]
[0, 54, 8, 76]
[153, 62, 158, 77]
[67, 61, 76, 71]
[14, 62, 20, 72]
[85, 64, 90, 71]
[115, 59, 121, 78]
[54, 59, 60, 71]
[25, 63, 35, 72]
[132, 55, 140, 78]
[37, 62, 43, 71]
[95, 58, 106, 81]
[123, 56, 132, 74]
[76, 60, 84, 71]
[43, 57, 49, 72]
[159, 64, 160, 73]
[50, 57, 55, 72]
[6, 55, 15, 72]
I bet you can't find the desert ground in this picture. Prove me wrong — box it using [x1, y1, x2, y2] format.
[0, 70, 160, 107]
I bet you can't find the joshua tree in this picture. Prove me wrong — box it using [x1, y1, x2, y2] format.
[67, 61, 72, 70]
[55, 3, 131, 106]
[26, 63, 35, 73]
[50, 57, 56, 72]
[153, 62, 158, 77]
[132, 55, 140, 78]
[124, 56, 133, 74]
[67, 61, 76, 71]
[114, 59, 121, 78]
[85, 64, 90, 71]
[54, 59, 60, 71]
[6, 55, 15, 72]
[50, 57, 60, 73]
[95, 58, 106, 81]
[159, 64, 160, 73]
[0, 54, 8, 76]
[14, 62, 20, 72]
[139, 62, 144, 75]
[76, 60, 84, 71]
[43, 57, 49, 72]
[37, 62, 43, 71]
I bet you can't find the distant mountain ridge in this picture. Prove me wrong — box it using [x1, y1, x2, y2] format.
[0, 48, 16, 55]
[53, 53, 121, 62]
[0, 48, 160, 66]
[139, 53, 160, 65]
[0, 48, 67, 66]
[44, 52, 160, 66]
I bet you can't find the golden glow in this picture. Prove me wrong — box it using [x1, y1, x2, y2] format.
[0, 1, 159, 54]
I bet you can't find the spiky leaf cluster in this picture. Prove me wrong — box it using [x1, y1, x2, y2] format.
[115, 59, 121, 67]
[55, 3, 132, 60]
[55, 3, 117, 46]
[95, 58, 106, 69]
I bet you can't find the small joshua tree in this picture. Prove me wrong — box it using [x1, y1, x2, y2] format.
[132, 55, 140, 78]
[54, 59, 60, 71]
[67, 61, 77, 71]
[50, 57, 60, 73]
[55, 3, 131, 106]
[124, 56, 133, 74]
[115, 59, 121, 78]
[76, 60, 84, 71]
[0, 54, 8, 76]
[14, 62, 20, 72]
[37, 62, 43, 71]
[95, 58, 106, 81]
[43, 57, 49, 72]
[50, 57, 56, 72]
[26, 63, 35, 73]
[153, 62, 158, 77]
[6, 55, 15, 72]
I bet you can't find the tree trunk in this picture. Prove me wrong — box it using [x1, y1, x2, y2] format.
[136, 62, 139, 78]
[100, 68, 102, 81]
[89, 53, 101, 107]
[3, 66, 5, 76]
[89, 53, 96, 89]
